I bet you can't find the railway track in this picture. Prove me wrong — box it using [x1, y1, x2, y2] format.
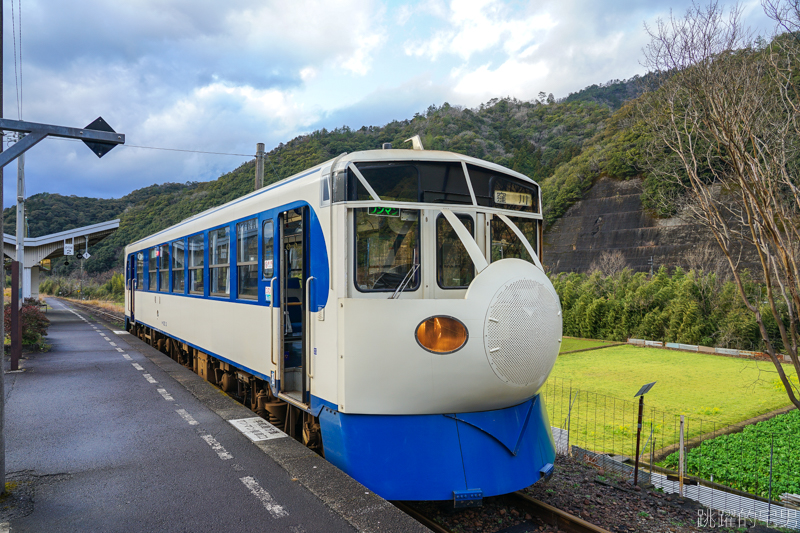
[395, 491, 612, 533]
[55, 298, 125, 324]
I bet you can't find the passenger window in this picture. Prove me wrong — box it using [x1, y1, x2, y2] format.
[490, 217, 539, 263]
[172, 240, 185, 294]
[237, 219, 258, 300]
[262, 220, 274, 279]
[188, 234, 204, 295]
[159, 243, 170, 292]
[136, 253, 143, 291]
[354, 208, 420, 292]
[148, 248, 157, 291]
[437, 214, 475, 288]
[210, 227, 230, 296]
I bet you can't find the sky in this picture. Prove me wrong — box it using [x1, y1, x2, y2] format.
[0, 0, 776, 207]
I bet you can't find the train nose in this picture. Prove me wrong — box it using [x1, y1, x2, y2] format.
[467, 258, 562, 392]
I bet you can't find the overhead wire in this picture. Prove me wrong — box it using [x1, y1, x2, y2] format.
[51, 136, 254, 157]
[11, 0, 20, 119]
[18, 0, 22, 118]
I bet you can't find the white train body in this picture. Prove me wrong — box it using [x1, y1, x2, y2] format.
[125, 148, 562, 502]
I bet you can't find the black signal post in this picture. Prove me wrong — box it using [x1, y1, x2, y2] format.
[633, 381, 656, 486]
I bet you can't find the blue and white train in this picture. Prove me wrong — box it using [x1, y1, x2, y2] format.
[124, 142, 562, 503]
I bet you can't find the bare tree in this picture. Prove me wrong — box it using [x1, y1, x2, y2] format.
[588, 250, 628, 277]
[639, 1, 800, 407]
[682, 242, 728, 279]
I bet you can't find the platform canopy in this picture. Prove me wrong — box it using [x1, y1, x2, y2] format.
[3, 219, 120, 298]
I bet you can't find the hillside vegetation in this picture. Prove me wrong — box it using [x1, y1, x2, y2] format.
[19, 80, 647, 276]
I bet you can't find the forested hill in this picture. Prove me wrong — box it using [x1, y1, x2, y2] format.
[24, 77, 647, 275]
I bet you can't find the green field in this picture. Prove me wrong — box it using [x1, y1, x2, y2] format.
[559, 337, 618, 353]
[543, 345, 794, 457]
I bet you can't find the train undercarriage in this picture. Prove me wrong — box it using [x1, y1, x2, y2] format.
[127, 321, 323, 453]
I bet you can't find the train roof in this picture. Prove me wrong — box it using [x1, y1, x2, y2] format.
[128, 149, 538, 248]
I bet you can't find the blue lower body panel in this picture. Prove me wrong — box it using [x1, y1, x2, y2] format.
[318, 395, 556, 501]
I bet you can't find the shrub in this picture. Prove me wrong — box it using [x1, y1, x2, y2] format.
[4, 303, 50, 344]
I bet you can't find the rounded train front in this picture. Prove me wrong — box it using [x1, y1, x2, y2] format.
[319, 258, 562, 501]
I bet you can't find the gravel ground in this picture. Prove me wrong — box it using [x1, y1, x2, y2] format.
[406, 454, 789, 533]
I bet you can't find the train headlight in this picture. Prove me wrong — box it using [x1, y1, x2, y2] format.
[415, 316, 468, 354]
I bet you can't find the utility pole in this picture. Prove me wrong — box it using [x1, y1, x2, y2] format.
[0, 0, 6, 497]
[255, 142, 265, 190]
[16, 142, 25, 299]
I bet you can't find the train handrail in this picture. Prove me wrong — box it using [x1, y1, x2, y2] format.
[269, 277, 278, 366]
[306, 276, 316, 378]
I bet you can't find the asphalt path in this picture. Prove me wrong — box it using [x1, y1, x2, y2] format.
[2, 301, 369, 532]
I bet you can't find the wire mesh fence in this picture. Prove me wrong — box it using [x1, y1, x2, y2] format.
[543, 377, 800, 529]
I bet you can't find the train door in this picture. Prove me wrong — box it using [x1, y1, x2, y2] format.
[127, 254, 135, 324]
[278, 207, 308, 407]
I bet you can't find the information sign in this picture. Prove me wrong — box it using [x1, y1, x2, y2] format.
[368, 207, 400, 217]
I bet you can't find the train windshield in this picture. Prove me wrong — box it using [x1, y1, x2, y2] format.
[491, 216, 538, 263]
[339, 161, 539, 213]
[354, 208, 420, 292]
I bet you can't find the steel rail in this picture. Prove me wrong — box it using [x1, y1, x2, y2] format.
[391, 502, 452, 533]
[394, 492, 611, 533]
[55, 298, 125, 324]
[510, 491, 613, 533]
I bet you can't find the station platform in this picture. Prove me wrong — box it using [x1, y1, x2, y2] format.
[2, 299, 428, 533]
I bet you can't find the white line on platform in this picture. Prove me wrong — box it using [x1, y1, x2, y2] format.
[143, 373, 157, 384]
[176, 409, 198, 425]
[116, 347, 124, 352]
[132, 363, 144, 371]
[102, 337, 110, 341]
[114, 331, 129, 335]
[157, 388, 174, 401]
[240, 476, 288, 518]
[201, 434, 233, 460]
[109, 342, 117, 346]
[122, 354, 132, 360]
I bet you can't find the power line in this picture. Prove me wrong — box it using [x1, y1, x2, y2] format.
[121, 144, 253, 157]
[48, 136, 254, 157]
[18, 0, 22, 117]
[11, 0, 20, 119]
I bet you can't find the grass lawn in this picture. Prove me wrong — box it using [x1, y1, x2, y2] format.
[559, 337, 619, 353]
[543, 345, 794, 456]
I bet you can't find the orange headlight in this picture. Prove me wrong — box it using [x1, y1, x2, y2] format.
[415, 316, 468, 354]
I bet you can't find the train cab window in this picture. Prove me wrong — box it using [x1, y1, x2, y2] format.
[158, 244, 170, 292]
[354, 208, 420, 292]
[466, 164, 539, 213]
[436, 214, 475, 288]
[349, 163, 418, 201]
[188, 234, 204, 295]
[210, 227, 230, 297]
[490, 216, 539, 263]
[262, 220, 274, 279]
[172, 240, 185, 294]
[136, 253, 143, 291]
[237, 218, 258, 300]
[346, 162, 472, 205]
[148, 248, 157, 291]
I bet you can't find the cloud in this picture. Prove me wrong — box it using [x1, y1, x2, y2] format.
[452, 58, 550, 99]
[2, 0, 780, 209]
[404, 0, 556, 61]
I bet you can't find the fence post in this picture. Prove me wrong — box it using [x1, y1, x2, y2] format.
[768, 434, 773, 527]
[566, 389, 575, 456]
[679, 415, 685, 497]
